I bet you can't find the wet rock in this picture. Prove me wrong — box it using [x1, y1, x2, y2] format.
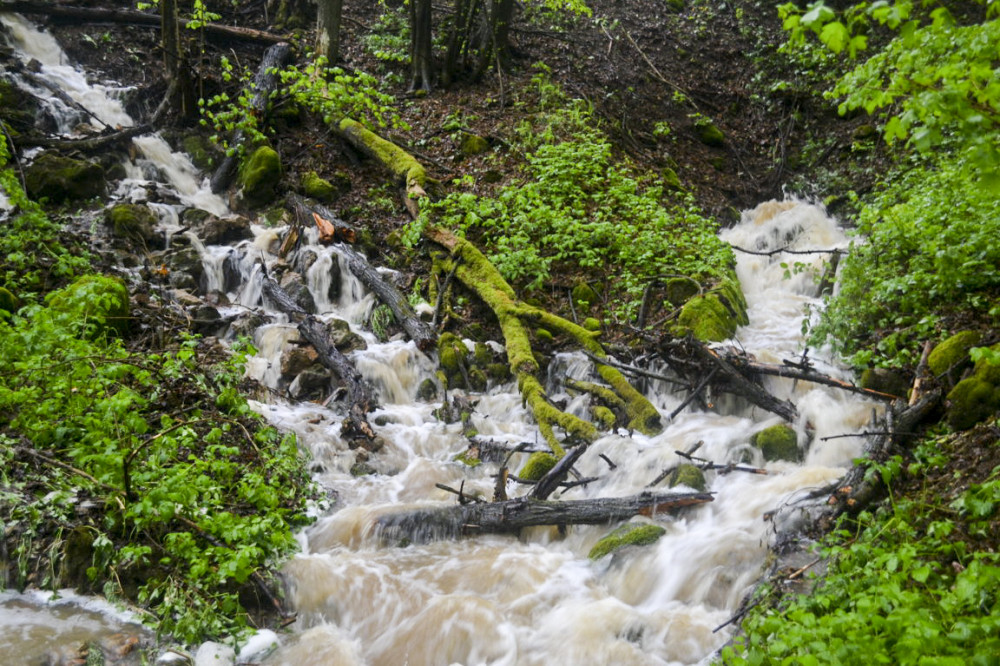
[181, 133, 218, 170]
[221, 250, 245, 294]
[928, 330, 982, 386]
[416, 377, 439, 401]
[946, 344, 1000, 430]
[324, 317, 367, 353]
[280, 345, 319, 379]
[230, 311, 271, 339]
[350, 461, 377, 476]
[194, 641, 235, 666]
[238, 146, 281, 208]
[751, 424, 800, 462]
[105, 203, 162, 250]
[859, 367, 911, 399]
[667, 463, 706, 491]
[279, 271, 316, 314]
[25, 152, 106, 203]
[192, 214, 253, 246]
[99, 633, 140, 662]
[288, 365, 330, 400]
[0, 78, 39, 137]
[588, 522, 667, 560]
[163, 245, 205, 292]
[170, 288, 203, 307]
[190, 304, 222, 335]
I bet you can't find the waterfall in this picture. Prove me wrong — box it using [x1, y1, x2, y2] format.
[0, 14, 877, 666]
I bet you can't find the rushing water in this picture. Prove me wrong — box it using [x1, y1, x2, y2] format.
[1, 15, 877, 665]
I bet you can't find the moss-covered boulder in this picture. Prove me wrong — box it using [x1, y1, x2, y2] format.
[438, 332, 468, 389]
[0, 286, 21, 314]
[25, 153, 106, 203]
[518, 451, 558, 481]
[663, 277, 700, 307]
[324, 317, 367, 353]
[588, 522, 667, 560]
[945, 345, 1000, 430]
[674, 279, 748, 342]
[417, 377, 439, 402]
[751, 424, 799, 462]
[105, 203, 161, 249]
[583, 317, 601, 332]
[47, 275, 130, 337]
[571, 282, 600, 310]
[301, 171, 338, 203]
[928, 331, 982, 383]
[0, 79, 39, 138]
[668, 463, 706, 491]
[238, 146, 281, 208]
[458, 132, 490, 157]
[695, 120, 725, 147]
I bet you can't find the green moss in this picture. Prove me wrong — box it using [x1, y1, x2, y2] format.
[181, 134, 215, 170]
[571, 282, 599, 309]
[437, 332, 467, 387]
[24, 153, 106, 203]
[46, 275, 130, 337]
[453, 450, 482, 467]
[536, 328, 554, 343]
[696, 121, 725, 147]
[588, 523, 667, 560]
[417, 378, 438, 401]
[592, 405, 617, 430]
[928, 330, 982, 379]
[662, 166, 682, 189]
[519, 451, 558, 481]
[583, 317, 601, 332]
[674, 279, 747, 342]
[238, 146, 282, 207]
[668, 464, 706, 491]
[458, 132, 490, 157]
[751, 424, 800, 462]
[106, 203, 159, 247]
[945, 347, 1000, 430]
[468, 367, 488, 392]
[663, 277, 699, 307]
[473, 341, 493, 367]
[0, 286, 21, 314]
[301, 171, 337, 203]
[338, 118, 426, 192]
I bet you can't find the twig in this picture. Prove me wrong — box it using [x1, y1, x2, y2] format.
[436, 481, 485, 503]
[668, 365, 719, 419]
[730, 245, 846, 257]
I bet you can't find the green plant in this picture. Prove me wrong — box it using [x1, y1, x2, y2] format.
[362, 4, 410, 64]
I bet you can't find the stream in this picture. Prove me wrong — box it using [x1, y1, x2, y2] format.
[1, 15, 876, 666]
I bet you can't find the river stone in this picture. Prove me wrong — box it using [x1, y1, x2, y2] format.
[751, 424, 800, 462]
[238, 146, 281, 208]
[105, 203, 162, 249]
[279, 271, 316, 314]
[324, 317, 367, 352]
[192, 213, 253, 245]
[25, 152, 106, 203]
[668, 463, 707, 491]
[281, 345, 319, 379]
[588, 522, 667, 560]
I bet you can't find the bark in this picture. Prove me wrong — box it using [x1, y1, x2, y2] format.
[260, 272, 377, 441]
[336, 118, 427, 216]
[375, 490, 714, 544]
[210, 42, 293, 194]
[288, 193, 357, 244]
[18, 125, 154, 151]
[408, 0, 434, 92]
[0, 2, 289, 44]
[315, 0, 343, 64]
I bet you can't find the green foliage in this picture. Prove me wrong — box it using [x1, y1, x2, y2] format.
[362, 4, 410, 64]
[778, 1, 1000, 186]
[201, 56, 405, 156]
[810, 154, 1000, 367]
[0, 290, 314, 644]
[720, 460, 1000, 665]
[408, 70, 733, 321]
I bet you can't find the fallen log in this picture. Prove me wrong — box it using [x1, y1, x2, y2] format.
[210, 41, 293, 194]
[19, 125, 154, 151]
[336, 118, 427, 218]
[375, 490, 714, 544]
[723, 351, 898, 401]
[288, 194, 358, 245]
[0, 2, 289, 44]
[260, 271, 377, 441]
[288, 195, 436, 352]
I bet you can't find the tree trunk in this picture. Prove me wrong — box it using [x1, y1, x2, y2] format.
[408, 0, 434, 92]
[315, 0, 343, 64]
[375, 491, 713, 544]
[210, 42, 293, 194]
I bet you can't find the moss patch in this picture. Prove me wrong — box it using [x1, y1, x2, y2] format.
[106, 203, 160, 248]
[519, 451, 558, 481]
[46, 274, 131, 337]
[674, 278, 748, 342]
[668, 464, 706, 491]
[946, 345, 1000, 430]
[588, 523, 667, 560]
[751, 424, 799, 462]
[238, 146, 282, 208]
[928, 330, 982, 382]
[458, 132, 490, 157]
[25, 153, 106, 203]
[301, 171, 338, 203]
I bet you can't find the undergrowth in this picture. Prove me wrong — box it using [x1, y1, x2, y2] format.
[719, 428, 1000, 665]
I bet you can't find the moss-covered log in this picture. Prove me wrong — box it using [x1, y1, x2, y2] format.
[425, 226, 662, 455]
[337, 118, 427, 216]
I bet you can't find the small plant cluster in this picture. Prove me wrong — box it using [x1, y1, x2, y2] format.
[719, 431, 1000, 665]
[407, 66, 733, 321]
[201, 56, 405, 156]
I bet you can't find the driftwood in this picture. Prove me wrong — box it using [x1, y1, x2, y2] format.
[661, 338, 798, 422]
[288, 195, 436, 352]
[0, 2, 289, 44]
[288, 194, 357, 245]
[723, 351, 899, 401]
[19, 125, 154, 151]
[260, 272, 377, 441]
[210, 41, 293, 194]
[375, 490, 714, 544]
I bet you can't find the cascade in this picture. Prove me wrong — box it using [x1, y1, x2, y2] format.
[0, 15, 878, 666]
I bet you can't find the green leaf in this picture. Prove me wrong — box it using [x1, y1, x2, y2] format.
[820, 21, 850, 53]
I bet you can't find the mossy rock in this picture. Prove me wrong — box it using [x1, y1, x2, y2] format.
[324, 318, 367, 353]
[417, 377, 438, 402]
[105, 203, 161, 249]
[238, 146, 282, 207]
[472, 341, 493, 368]
[458, 132, 490, 157]
[535, 328, 554, 343]
[181, 134, 217, 170]
[751, 424, 799, 462]
[438, 332, 468, 387]
[859, 367, 911, 399]
[663, 277, 699, 307]
[945, 346, 1000, 430]
[662, 166, 682, 189]
[674, 278, 747, 342]
[571, 282, 600, 309]
[0, 286, 21, 314]
[301, 171, 338, 203]
[0, 79, 39, 137]
[47, 275, 130, 337]
[588, 523, 666, 560]
[696, 121, 725, 147]
[519, 451, 558, 481]
[468, 367, 488, 392]
[668, 464, 706, 491]
[487, 363, 512, 383]
[453, 449, 482, 468]
[25, 153, 106, 203]
[928, 331, 982, 382]
[350, 461, 377, 477]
